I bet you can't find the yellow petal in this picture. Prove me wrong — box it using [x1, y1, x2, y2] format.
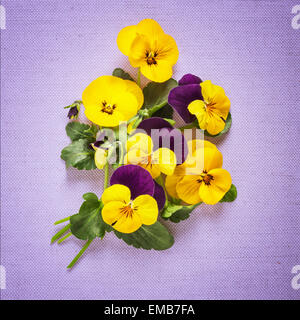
[101, 201, 125, 225]
[199, 168, 232, 205]
[176, 175, 202, 204]
[82, 75, 125, 104]
[140, 162, 161, 179]
[188, 100, 210, 130]
[101, 184, 131, 205]
[187, 140, 216, 156]
[84, 108, 127, 127]
[165, 165, 186, 199]
[183, 141, 222, 174]
[152, 33, 179, 65]
[124, 149, 148, 165]
[126, 133, 153, 154]
[140, 60, 173, 83]
[113, 212, 142, 233]
[136, 19, 164, 38]
[200, 80, 230, 118]
[124, 80, 144, 110]
[152, 148, 177, 176]
[203, 145, 223, 172]
[128, 34, 151, 68]
[111, 91, 139, 122]
[102, 201, 143, 233]
[133, 195, 158, 225]
[205, 112, 226, 135]
[94, 148, 107, 169]
[117, 25, 137, 56]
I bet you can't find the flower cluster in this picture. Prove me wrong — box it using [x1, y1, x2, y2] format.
[54, 19, 237, 268]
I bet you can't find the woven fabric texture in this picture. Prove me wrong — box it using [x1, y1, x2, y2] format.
[0, 0, 299, 299]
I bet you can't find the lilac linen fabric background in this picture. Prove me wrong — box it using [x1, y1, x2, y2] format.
[0, 0, 299, 300]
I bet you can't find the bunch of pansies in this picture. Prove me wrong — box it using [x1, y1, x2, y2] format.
[53, 19, 237, 268]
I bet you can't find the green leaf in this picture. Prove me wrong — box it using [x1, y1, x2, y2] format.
[114, 221, 174, 250]
[61, 139, 96, 170]
[161, 203, 183, 219]
[205, 112, 232, 137]
[82, 192, 99, 202]
[152, 103, 174, 120]
[169, 205, 198, 223]
[219, 184, 237, 202]
[162, 203, 201, 223]
[66, 122, 97, 142]
[143, 79, 178, 112]
[112, 68, 134, 81]
[70, 200, 106, 240]
[83, 124, 99, 138]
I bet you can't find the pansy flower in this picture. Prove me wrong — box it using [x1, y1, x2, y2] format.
[117, 19, 179, 83]
[165, 140, 232, 205]
[168, 74, 231, 135]
[101, 165, 165, 233]
[124, 132, 177, 179]
[82, 75, 143, 127]
[90, 132, 110, 170]
[137, 117, 188, 164]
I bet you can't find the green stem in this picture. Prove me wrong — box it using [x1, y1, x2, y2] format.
[58, 232, 72, 244]
[156, 175, 169, 209]
[67, 239, 93, 269]
[131, 115, 143, 129]
[104, 163, 109, 189]
[148, 102, 167, 116]
[51, 223, 70, 243]
[116, 141, 124, 167]
[178, 122, 197, 130]
[137, 68, 141, 87]
[54, 217, 70, 225]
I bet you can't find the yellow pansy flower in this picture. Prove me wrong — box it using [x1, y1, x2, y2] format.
[166, 140, 232, 205]
[188, 80, 231, 135]
[101, 184, 158, 233]
[117, 19, 179, 83]
[82, 75, 143, 127]
[124, 133, 177, 179]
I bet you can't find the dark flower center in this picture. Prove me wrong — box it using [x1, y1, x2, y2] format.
[197, 170, 214, 186]
[101, 101, 116, 115]
[145, 50, 158, 65]
[119, 201, 138, 219]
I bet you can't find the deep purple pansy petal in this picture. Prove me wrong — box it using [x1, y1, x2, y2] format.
[168, 84, 203, 123]
[137, 117, 173, 136]
[110, 164, 155, 199]
[178, 74, 202, 86]
[153, 181, 166, 211]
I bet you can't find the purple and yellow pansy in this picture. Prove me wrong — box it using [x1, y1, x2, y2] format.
[168, 74, 231, 135]
[102, 165, 165, 233]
